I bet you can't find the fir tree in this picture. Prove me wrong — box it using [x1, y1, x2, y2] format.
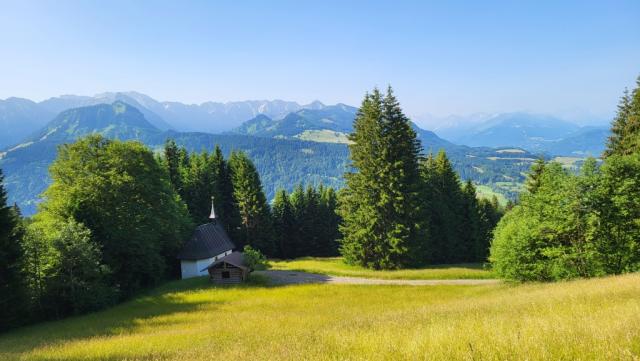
[0, 168, 28, 331]
[339, 87, 423, 269]
[163, 139, 183, 194]
[525, 157, 546, 194]
[228, 151, 275, 255]
[289, 183, 306, 257]
[211, 145, 241, 236]
[460, 180, 482, 262]
[605, 76, 640, 157]
[272, 189, 295, 258]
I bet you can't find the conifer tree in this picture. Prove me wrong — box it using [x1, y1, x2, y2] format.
[181, 151, 217, 224]
[163, 139, 183, 194]
[605, 76, 640, 157]
[303, 185, 322, 255]
[272, 189, 295, 258]
[419, 150, 463, 263]
[525, 157, 546, 194]
[339, 87, 423, 269]
[0, 169, 28, 331]
[289, 183, 306, 257]
[228, 151, 275, 255]
[319, 186, 340, 256]
[211, 145, 241, 236]
[460, 180, 482, 262]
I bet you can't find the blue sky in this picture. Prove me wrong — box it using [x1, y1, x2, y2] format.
[0, 0, 638, 123]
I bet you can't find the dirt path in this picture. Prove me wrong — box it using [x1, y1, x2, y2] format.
[255, 270, 500, 286]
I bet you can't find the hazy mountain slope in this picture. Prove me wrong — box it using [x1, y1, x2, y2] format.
[543, 126, 609, 156]
[0, 98, 54, 148]
[233, 104, 356, 137]
[1, 103, 540, 215]
[432, 112, 609, 156]
[40, 92, 173, 131]
[0, 101, 162, 214]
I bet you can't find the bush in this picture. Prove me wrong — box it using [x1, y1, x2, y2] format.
[243, 246, 267, 271]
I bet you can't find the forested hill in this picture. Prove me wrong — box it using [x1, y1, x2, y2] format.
[0, 101, 538, 215]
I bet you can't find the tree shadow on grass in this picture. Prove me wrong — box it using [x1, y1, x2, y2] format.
[0, 275, 271, 359]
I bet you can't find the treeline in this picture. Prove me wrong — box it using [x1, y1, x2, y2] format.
[339, 87, 503, 269]
[161, 140, 341, 258]
[490, 76, 640, 281]
[272, 184, 340, 259]
[0, 135, 340, 331]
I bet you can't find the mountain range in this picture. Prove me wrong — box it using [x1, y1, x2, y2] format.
[0, 92, 329, 149]
[421, 112, 609, 157]
[0, 101, 539, 215]
[1, 92, 610, 156]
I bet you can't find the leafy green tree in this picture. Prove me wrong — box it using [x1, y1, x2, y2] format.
[340, 87, 423, 269]
[0, 169, 29, 331]
[592, 154, 640, 273]
[44, 220, 116, 317]
[490, 162, 603, 281]
[36, 135, 192, 295]
[228, 151, 275, 255]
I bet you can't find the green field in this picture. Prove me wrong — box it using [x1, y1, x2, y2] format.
[475, 184, 509, 206]
[1, 272, 639, 360]
[268, 257, 494, 280]
[294, 129, 352, 144]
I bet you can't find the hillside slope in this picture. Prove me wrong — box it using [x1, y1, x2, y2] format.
[0, 272, 637, 360]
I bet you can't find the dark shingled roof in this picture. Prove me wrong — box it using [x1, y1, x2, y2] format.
[177, 222, 235, 260]
[201, 251, 248, 272]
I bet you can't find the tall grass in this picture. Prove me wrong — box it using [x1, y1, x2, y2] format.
[1, 273, 639, 360]
[268, 257, 495, 279]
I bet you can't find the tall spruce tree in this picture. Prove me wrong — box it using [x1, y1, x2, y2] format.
[228, 151, 275, 255]
[460, 180, 482, 262]
[605, 76, 640, 157]
[525, 157, 546, 194]
[289, 183, 306, 257]
[272, 189, 295, 259]
[0, 168, 28, 331]
[211, 145, 241, 236]
[163, 139, 183, 194]
[339, 87, 423, 269]
[420, 150, 464, 263]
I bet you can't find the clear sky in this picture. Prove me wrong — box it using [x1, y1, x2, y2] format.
[0, 0, 638, 123]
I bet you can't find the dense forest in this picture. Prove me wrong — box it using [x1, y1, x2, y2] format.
[0, 135, 341, 331]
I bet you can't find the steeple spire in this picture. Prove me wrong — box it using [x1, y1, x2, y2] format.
[209, 196, 216, 221]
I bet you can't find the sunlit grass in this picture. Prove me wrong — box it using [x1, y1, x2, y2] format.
[268, 257, 495, 279]
[1, 273, 639, 360]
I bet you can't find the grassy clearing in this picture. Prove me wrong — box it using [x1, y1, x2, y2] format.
[475, 184, 509, 206]
[268, 257, 494, 280]
[294, 130, 352, 144]
[1, 273, 639, 360]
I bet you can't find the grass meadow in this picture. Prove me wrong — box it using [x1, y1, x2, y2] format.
[268, 257, 495, 280]
[1, 272, 639, 360]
